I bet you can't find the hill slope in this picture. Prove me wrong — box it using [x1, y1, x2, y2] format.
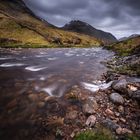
[107, 35, 140, 76]
[0, 0, 101, 47]
[62, 20, 117, 44]
[108, 35, 140, 56]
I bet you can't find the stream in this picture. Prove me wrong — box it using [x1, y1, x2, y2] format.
[0, 47, 114, 96]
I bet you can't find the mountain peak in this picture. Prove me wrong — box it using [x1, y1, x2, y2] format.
[63, 20, 117, 44]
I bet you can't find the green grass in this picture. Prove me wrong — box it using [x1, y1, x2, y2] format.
[107, 36, 140, 56]
[74, 127, 115, 140]
[126, 135, 140, 140]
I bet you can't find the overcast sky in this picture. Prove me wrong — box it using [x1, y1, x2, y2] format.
[24, 0, 140, 39]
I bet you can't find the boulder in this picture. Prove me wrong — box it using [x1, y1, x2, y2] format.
[110, 93, 124, 105]
[112, 79, 127, 94]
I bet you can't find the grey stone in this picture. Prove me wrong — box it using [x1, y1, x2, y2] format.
[102, 118, 120, 131]
[110, 93, 124, 105]
[112, 79, 128, 94]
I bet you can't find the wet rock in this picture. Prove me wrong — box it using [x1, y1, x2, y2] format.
[112, 79, 127, 94]
[110, 93, 124, 105]
[102, 118, 120, 131]
[66, 110, 78, 120]
[86, 115, 96, 127]
[105, 109, 114, 116]
[82, 99, 98, 115]
[116, 127, 133, 135]
[28, 94, 38, 102]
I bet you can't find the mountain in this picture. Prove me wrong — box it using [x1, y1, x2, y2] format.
[119, 34, 140, 41]
[62, 20, 117, 44]
[0, 0, 101, 47]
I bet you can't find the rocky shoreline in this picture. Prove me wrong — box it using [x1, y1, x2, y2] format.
[0, 74, 139, 139]
[0, 50, 140, 140]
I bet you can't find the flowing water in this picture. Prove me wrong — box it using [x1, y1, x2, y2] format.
[0, 47, 114, 96]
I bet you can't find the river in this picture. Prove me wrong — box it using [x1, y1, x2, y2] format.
[0, 47, 114, 97]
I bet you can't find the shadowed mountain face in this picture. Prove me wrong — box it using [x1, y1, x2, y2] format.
[62, 20, 117, 44]
[0, 0, 101, 47]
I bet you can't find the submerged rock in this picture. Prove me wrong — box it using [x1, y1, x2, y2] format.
[110, 93, 124, 105]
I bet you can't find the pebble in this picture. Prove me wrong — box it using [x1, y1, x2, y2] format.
[105, 109, 114, 116]
[37, 102, 45, 108]
[118, 106, 124, 113]
[28, 94, 38, 102]
[116, 127, 133, 135]
[83, 99, 98, 115]
[66, 110, 78, 120]
[86, 115, 96, 127]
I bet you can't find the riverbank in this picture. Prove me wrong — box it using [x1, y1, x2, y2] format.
[0, 47, 139, 140]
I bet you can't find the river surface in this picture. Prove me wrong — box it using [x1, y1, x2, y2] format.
[0, 47, 114, 96]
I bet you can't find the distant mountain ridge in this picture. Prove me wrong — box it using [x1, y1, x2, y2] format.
[119, 34, 140, 41]
[62, 20, 117, 44]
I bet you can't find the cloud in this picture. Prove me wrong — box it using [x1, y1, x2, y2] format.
[24, 0, 140, 38]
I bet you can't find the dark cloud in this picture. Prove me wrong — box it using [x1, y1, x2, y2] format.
[24, 0, 140, 38]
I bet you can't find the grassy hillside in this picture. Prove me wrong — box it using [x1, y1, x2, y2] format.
[107, 36, 140, 76]
[0, 0, 101, 48]
[107, 36, 140, 56]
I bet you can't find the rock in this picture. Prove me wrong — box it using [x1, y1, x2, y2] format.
[70, 132, 75, 138]
[37, 102, 45, 108]
[102, 118, 120, 131]
[118, 106, 124, 113]
[115, 112, 120, 117]
[44, 96, 56, 102]
[116, 127, 133, 135]
[105, 109, 114, 116]
[28, 94, 38, 102]
[110, 93, 124, 105]
[66, 110, 78, 120]
[6, 99, 17, 109]
[112, 79, 127, 94]
[83, 99, 98, 115]
[127, 84, 138, 92]
[120, 118, 126, 123]
[132, 90, 140, 101]
[86, 115, 96, 127]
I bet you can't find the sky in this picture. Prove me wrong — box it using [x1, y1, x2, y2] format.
[24, 0, 140, 39]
